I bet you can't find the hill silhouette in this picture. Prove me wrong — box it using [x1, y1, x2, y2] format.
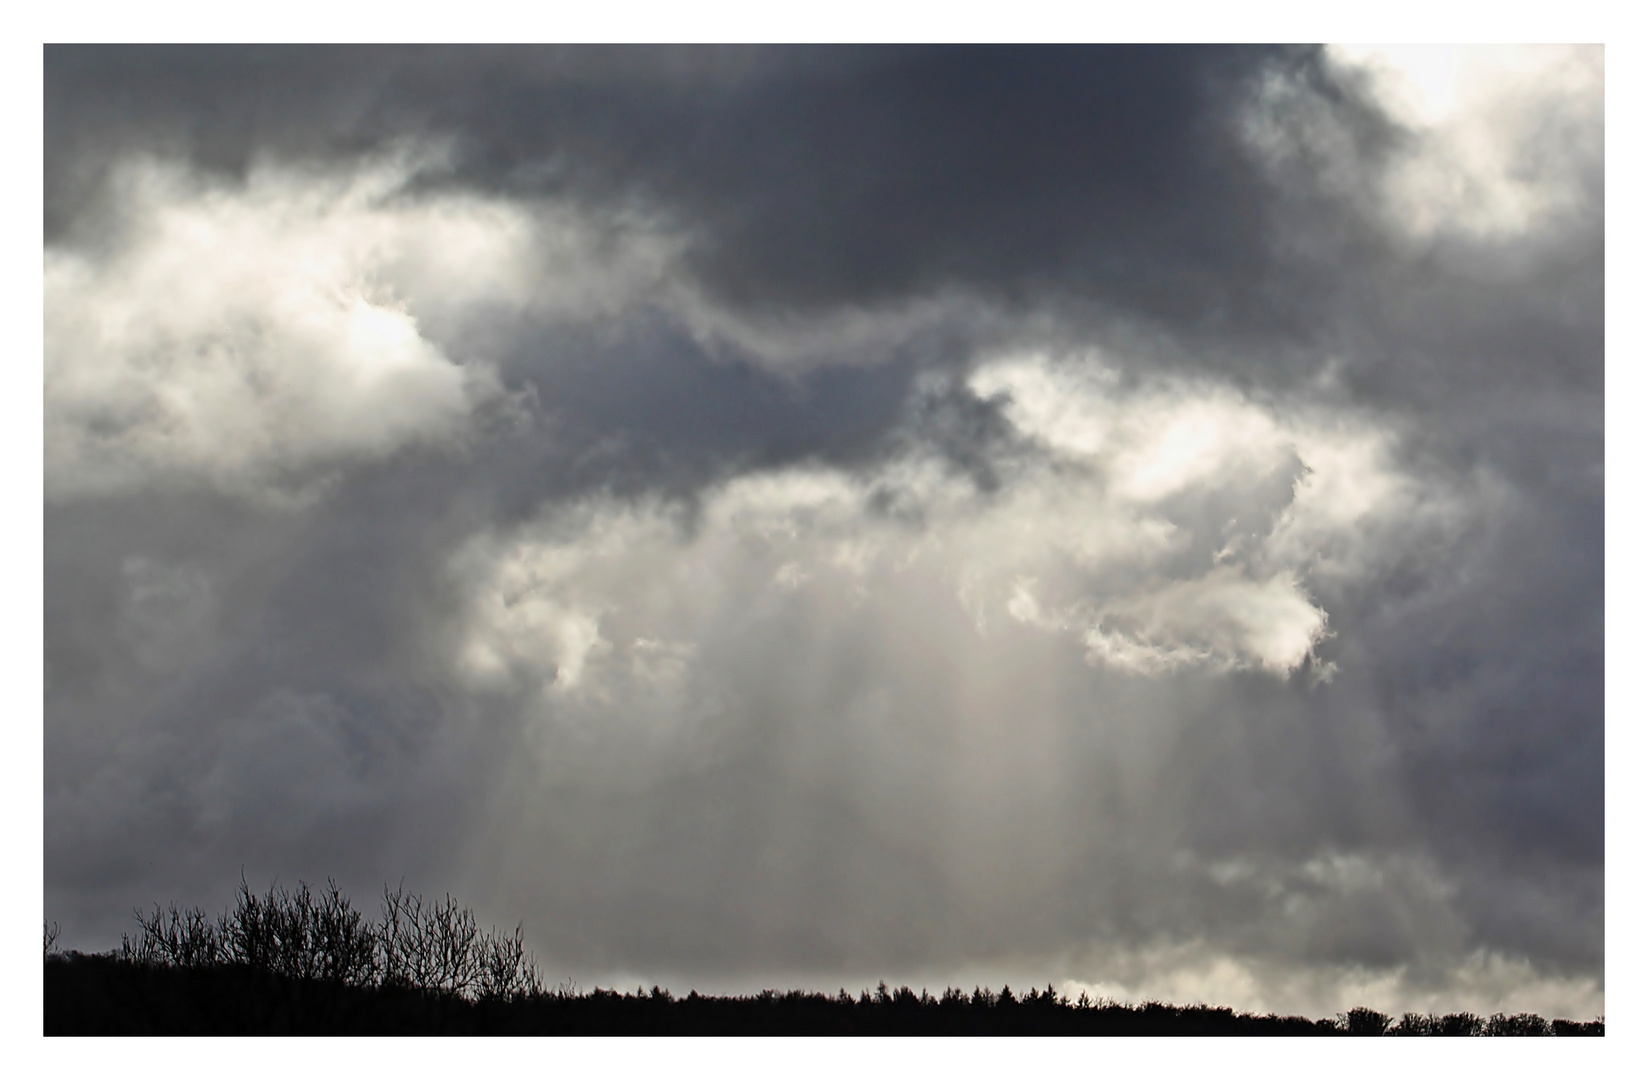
[43, 878, 1605, 1036]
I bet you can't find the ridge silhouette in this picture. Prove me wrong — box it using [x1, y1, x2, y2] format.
[43, 878, 1606, 1036]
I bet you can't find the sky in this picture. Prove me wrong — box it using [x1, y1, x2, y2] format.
[41, 43, 1606, 1020]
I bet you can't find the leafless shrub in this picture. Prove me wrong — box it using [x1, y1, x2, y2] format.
[98, 874, 547, 1004]
[117, 931, 153, 965]
[220, 874, 277, 971]
[377, 884, 539, 999]
[425, 893, 481, 996]
[134, 902, 223, 968]
[214, 875, 376, 985]
[314, 878, 378, 986]
[270, 880, 332, 981]
[377, 883, 429, 990]
[476, 923, 545, 1002]
[44, 920, 61, 957]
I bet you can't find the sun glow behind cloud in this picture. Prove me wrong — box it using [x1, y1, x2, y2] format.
[1326, 44, 1602, 240]
[44, 158, 500, 499]
[42, 153, 688, 502]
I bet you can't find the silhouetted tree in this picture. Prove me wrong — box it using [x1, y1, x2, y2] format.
[1486, 1012, 1551, 1036]
[1392, 1012, 1432, 1036]
[1342, 1007, 1393, 1035]
[1434, 1012, 1485, 1036]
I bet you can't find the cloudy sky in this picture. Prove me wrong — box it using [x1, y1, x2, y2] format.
[42, 44, 1604, 1019]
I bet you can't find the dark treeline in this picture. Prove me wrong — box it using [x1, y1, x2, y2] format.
[44, 879, 1606, 1036]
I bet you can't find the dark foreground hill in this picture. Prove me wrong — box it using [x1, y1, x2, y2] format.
[44, 877, 1604, 1036]
[43, 954, 1604, 1036]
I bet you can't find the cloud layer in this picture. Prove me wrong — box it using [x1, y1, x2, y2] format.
[44, 45, 1602, 1019]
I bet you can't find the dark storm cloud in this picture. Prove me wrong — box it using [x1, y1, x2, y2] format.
[47, 45, 1377, 342]
[43, 45, 1603, 1018]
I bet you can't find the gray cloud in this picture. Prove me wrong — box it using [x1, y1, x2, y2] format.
[46, 48, 1324, 325]
[43, 45, 1602, 1019]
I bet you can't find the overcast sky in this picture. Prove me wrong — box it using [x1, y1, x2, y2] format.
[42, 44, 1604, 1019]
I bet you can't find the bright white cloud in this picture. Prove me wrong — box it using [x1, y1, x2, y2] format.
[449, 353, 1453, 702]
[1329, 44, 1603, 242]
[44, 153, 682, 502]
[970, 359, 1298, 502]
[1060, 941, 1603, 1021]
[1083, 568, 1328, 677]
[1240, 45, 1600, 249]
